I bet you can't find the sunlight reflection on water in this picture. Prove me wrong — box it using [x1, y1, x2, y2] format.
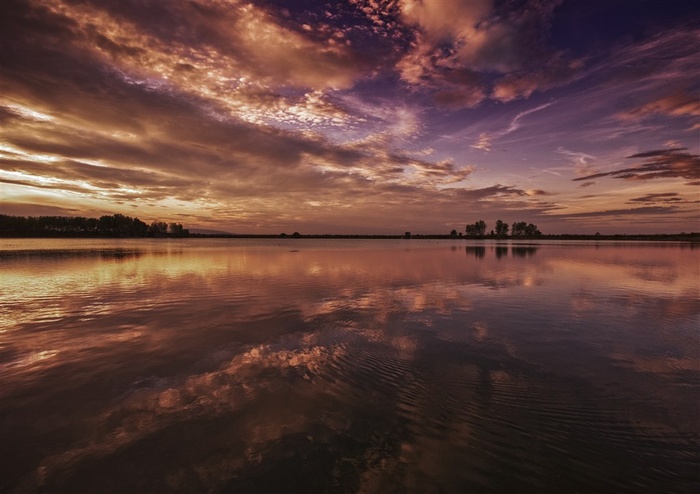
[0, 239, 698, 493]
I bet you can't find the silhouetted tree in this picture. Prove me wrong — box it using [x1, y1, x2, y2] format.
[511, 221, 525, 237]
[96, 213, 145, 237]
[149, 221, 168, 237]
[133, 218, 149, 236]
[168, 222, 189, 237]
[511, 221, 541, 237]
[98, 215, 117, 236]
[525, 223, 541, 236]
[466, 220, 487, 236]
[495, 219, 509, 237]
[0, 214, 178, 237]
[450, 229, 458, 236]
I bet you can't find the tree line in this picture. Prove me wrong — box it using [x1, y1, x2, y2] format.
[461, 219, 541, 237]
[0, 214, 190, 238]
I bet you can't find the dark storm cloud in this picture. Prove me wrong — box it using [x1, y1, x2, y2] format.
[574, 148, 700, 182]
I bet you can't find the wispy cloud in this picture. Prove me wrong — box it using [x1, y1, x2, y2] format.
[628, 192, 683, 204]
[556, 147, 598, 176]
[505, 102, 557, 134]
[555, 206, 680, 219]
[470, 101, 556, 151]
[573, 148, 700, 182]
[617, 91, 700, 131]
[470, 133, 491, 151]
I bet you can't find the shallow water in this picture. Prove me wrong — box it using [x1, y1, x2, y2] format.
[1, 238, 698, 493]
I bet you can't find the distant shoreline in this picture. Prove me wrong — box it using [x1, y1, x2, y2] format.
[4, 233, 697, 242]
[3, 215, 697, 241]
[191, 233, 700, 242]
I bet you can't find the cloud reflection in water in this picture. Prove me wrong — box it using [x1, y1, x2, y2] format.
[0, 239, 698, 493]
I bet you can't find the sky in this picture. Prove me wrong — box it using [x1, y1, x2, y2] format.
[1, 0, 699, 234]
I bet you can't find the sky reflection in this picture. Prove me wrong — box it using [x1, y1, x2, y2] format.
[1, 239, 698, 492]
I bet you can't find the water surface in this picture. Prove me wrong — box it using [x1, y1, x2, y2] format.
[1, 239, 698, 493]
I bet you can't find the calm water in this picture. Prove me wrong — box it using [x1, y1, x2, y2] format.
[1, 238, 698, 493]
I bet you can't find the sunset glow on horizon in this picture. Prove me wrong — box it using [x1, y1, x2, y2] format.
[1, 0, 699, 234]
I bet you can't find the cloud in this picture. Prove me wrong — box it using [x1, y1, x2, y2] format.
[599, 28, 700, 85]
[505, 102, 557, 134]
[628, 193, 683, 204]
[394, 0, 579, 105]
[489, 26, 700, 152]
[471, 133, 491, 151]
[101, 0, 368, 90]
[491, 58, 582, 102]
[332, 96, 425, 146]
[398, 0, 491, 43]
[454, 184, 538, 201]
[555, 206, 680, 219]
[468, 101, 555, 151]
[0, 0, 372, 136]
[579, 28, 700, 131]
[573, 148, 700, 182]
[556, 147, 598, 177]
[432, 85, 488, 108]
[1, 0, 408, 218]
[617, 90, 700, 131]
[622, 92, 700, 120]
[526, 189, 552, 197]
[398, 0, 561, 73]
[0, 201, 84, 217]
[393, 38, 488, 107]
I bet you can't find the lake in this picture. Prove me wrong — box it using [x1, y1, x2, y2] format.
[1, 238, 698, 493]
